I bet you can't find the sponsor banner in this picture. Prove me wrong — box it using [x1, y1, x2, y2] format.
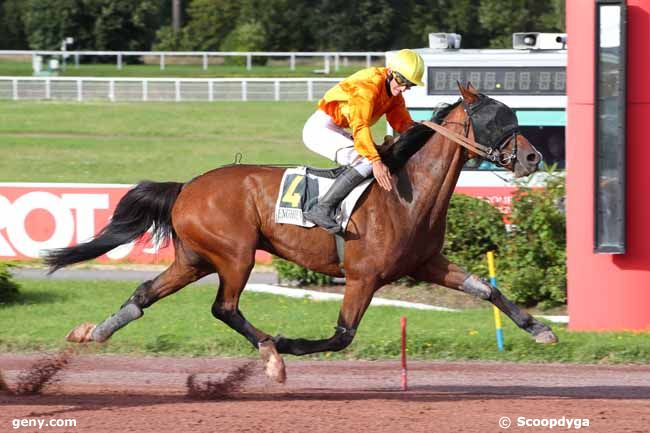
[0, 183, 272, 264]
[0, 183, 516, 264]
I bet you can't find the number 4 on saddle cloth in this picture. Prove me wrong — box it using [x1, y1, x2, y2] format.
[274, 166, 373, 231]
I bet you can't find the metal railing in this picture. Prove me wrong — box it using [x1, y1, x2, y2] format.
[0, 76, 341, 102]
[0, 50, 386, 72]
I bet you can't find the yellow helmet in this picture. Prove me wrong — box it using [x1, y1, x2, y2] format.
[388, 49, 425, 87]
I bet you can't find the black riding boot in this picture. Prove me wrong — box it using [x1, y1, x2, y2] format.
[304, 166, 367, 234]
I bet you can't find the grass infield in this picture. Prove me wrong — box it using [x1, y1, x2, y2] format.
[0, 59, 368, 78]
[1, 279, 649, 363]
[0, 100, 390, 183]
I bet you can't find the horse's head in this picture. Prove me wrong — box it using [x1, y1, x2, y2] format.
[458, 83, 541, 177]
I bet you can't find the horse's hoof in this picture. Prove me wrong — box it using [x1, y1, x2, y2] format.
[534, 330, 558, 344]
[65, 323, 96, 343]
[259, 340, 286, 384]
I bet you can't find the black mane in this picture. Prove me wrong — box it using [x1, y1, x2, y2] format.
[432, 99, 463, 125]
[380, 99, 463, 172]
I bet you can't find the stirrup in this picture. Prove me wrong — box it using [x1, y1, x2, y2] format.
[324, 224, 344, 235]
[304, 206, 339, 232]
[304, 166, 367, 234]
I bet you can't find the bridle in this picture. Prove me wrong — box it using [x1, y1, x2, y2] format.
[463, 95, 520, 166]
[422, 95, 520, 168]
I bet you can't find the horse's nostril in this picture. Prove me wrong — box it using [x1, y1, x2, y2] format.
[527, 152, 540, 164]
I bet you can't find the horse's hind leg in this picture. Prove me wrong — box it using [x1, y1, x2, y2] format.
[411, 254, 558, 343]
[206, 253, 287, 382]
[272, 277, 378, 356]
[67, 244, 212, 343]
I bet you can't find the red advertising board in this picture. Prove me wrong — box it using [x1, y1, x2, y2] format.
[0, 183, 514, 265]
[0, 183, 176, 263]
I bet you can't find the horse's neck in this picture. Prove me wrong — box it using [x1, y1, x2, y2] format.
[404, 107, 468, 229]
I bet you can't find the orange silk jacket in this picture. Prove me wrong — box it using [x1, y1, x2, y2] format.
[318, 67, 414, 162]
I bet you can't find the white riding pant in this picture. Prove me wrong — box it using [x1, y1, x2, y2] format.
[302, 110, 373, 177]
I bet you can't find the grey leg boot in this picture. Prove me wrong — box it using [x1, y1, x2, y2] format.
[304, 166, 367, 234]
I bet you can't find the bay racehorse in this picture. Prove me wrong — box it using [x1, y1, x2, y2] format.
[45, 83, 557, 383]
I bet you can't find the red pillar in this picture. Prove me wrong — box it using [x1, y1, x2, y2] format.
[567, 0, 650, 331]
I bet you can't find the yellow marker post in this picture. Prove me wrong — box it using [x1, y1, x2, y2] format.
[487, 251, 505, 351]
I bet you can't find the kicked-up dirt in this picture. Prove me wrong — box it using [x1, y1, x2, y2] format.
[0, 353, 648, 433]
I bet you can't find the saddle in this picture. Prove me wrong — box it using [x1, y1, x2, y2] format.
[274, 166, 373, 230]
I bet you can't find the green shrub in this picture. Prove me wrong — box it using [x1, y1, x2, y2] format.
[0, 262, 20, 303]
[153, 25, 192, 51]
[501, 169, 566, 309]
[273, 257, 332, 286]
[443, 193, 508, 276]
[220, 21, 268, 66]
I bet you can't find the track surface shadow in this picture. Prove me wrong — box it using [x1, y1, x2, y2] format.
[3, 383, 650, 418]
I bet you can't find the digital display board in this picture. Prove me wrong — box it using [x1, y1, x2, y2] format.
[427, 67, 566, 95]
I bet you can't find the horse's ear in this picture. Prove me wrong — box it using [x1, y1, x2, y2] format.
[457, 81, 479, 104]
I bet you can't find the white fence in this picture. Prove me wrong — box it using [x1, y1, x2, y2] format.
[0, 77, 342, 102]
[0, 50, 386, 72]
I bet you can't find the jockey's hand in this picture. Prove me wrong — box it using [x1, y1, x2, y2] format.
[372, 160, 392, 191]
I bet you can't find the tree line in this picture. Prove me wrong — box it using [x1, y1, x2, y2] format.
[0, 0, 564, 52]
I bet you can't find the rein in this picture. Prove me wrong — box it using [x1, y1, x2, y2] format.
[420, 120, 501, 162]
[421, 102, 519, 166]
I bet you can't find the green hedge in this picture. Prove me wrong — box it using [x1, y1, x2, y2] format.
[272, 172, 567, 309]
[500, 171, 566, 308]
[273, 257, 332, 286]
[0, 262, 20, 304]
[444, 193, 508, 277]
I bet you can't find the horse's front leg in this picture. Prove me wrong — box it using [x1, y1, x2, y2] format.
[273, 277, 378, 356]
[411, 254, 558, 343]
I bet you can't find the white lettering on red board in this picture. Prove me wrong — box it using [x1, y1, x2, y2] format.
[0, 195, 15, 256]
[0, 191, 109, 258]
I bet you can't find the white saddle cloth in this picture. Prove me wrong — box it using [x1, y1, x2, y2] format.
[274, 166, 373, 231]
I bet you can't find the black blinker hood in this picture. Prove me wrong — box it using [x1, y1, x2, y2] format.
[464, 95, 519, 150]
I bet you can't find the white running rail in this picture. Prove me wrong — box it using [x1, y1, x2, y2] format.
[0, 50, 386, 72]
[0, 76, 341, 102]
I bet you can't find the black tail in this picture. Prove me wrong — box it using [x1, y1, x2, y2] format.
[44, 181, 183, 273]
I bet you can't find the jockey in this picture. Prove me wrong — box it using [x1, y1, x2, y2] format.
[302, 48, 425, 234]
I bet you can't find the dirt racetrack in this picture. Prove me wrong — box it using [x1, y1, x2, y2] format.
[1, 353, 648, 433]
